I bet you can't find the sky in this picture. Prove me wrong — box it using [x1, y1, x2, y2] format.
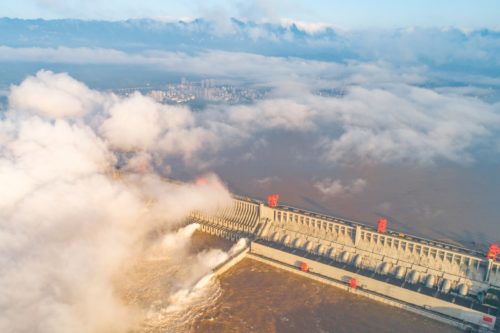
[1, 0, 500, 29]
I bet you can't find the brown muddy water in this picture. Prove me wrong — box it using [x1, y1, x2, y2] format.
[192, 257, 461, 333]
[119, 232, 461, 333]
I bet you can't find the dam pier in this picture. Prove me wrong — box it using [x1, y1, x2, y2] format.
[190, 194, 499, 332]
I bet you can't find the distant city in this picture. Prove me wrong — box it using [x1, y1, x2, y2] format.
[112, 78, 270, 105]
[0, 76, 347, 110]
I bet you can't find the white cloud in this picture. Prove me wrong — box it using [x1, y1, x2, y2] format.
[279, 18, 345, 34]
[222, 99, 315, 131]
[158, 127, 219, 159]
[1, 117, 113, 208]
[100, 92, 162, 151]
[5, 70, 227, 165]
[256, 176, 280, 185]
[3, 44, 500, 169]
[0, 71, 233, 332]
[314, 85, 500, 164]
[8, 70, 102, 118]
[314, 178, 367, 197]
[98, 90, 216, 161]
[0, 46, 346, 85]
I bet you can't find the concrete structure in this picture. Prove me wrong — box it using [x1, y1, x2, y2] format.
[190, 195, 499, 332]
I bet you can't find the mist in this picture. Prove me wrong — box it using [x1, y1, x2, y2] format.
[0, 70, 236, 332]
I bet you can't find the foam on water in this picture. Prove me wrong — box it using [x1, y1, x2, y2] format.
[229, 238, 249, 255]
[141, 274, 222, 333]
[136, 235, 248, 332]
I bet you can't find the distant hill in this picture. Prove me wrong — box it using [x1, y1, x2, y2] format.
[0, 18, 341, 57]
[1, 18, 500, 69]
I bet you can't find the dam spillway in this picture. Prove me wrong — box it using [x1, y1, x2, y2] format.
[189, 194, 499, 332]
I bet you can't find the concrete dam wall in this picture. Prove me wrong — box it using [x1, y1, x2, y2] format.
[189, 195, 499, 331]
[190, 196, 262, 241]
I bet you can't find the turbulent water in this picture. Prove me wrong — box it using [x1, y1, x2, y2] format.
[115, 231, 235, 332]
[192, 257, 462, 333]
[120, 232, 460, 333]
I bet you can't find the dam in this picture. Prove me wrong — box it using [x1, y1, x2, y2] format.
[190, 194, 499, 332]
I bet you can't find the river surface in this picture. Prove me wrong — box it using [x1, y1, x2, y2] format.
[190, 233, 462, 332]
[118, 232, 462, 332]
[192, 256, 462, 333]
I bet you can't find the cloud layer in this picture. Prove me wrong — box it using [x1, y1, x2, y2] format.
[6, 59, 500, 170]
[0, 70, 234, 332]
[9, 69, 103, 118]
[315, 178, 367, 197]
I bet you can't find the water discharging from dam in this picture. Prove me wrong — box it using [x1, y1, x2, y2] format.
[118, 193, 497, 332]
[122, 231, 460, 333]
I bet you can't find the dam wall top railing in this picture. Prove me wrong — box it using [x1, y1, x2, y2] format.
[189, 195, 261, 237]
[189, 195, 500, 292]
